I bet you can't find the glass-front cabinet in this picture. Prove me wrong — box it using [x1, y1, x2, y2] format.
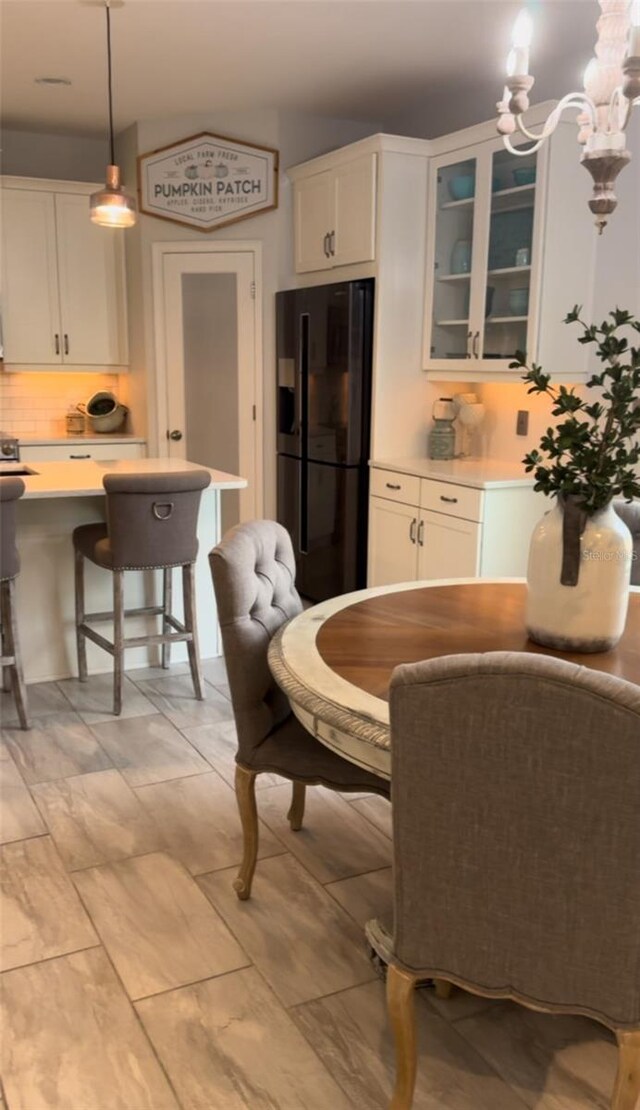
[424, 136, 544, 376]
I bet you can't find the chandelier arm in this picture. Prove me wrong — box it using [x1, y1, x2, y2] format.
[513, 93, 598, 143]
[610, 87, 634, 133]
[504, 133, 545, 155]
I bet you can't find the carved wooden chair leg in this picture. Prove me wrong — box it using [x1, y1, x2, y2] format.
[113, 570, 125, 716]
[612, 1030, 640, 1110]
[74, 549, 88, 682]
[234, 765, 259, 900]
[161, 567, 172, 669]
[387, 963, 418, 1110]
[287, 781, 306, 831]
[183, 563, 204, 701]
[434, 979, 453, 1000]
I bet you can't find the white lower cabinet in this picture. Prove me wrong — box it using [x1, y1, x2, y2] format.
[368, 466, 542, 588]
[20, 442, 146, 463]
[368, 498, 419, 587]
[417, 510, 480, 580]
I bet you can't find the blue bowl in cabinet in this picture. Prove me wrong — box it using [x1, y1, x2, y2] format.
[448, 174, 475, 201]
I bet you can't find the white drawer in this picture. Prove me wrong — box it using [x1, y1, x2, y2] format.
[20, 443, 146, 463]
[370, 468, 420, 506]
[420, 478, 483, 522]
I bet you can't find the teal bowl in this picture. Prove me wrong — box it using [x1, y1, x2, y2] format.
[448, 174, 475, 201]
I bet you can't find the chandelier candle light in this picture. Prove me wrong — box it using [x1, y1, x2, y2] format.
[497, 1, 640, 232]
[89, 0, 137, 228]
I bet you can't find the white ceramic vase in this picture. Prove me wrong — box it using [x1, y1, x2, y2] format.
[526, 500, 632, 652]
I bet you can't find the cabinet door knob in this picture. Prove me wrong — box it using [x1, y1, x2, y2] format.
[409, 518, 417, 544]
[167, 429, 183, 441]
[418, 520, 425, 546]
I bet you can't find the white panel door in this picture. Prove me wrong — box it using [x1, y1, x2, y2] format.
[368, 497, 418, 587]
[1, 188, 61, 365]
[417, 510, 481, 580]
[161, 250, 258, 525]
[294, 171, 334, 273]
[332, 153, 377, 267]
[55, 193, 128, 367]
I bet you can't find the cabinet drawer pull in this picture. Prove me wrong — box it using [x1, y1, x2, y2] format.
[409, 518, 417, 544]
[323, 233, 330, 258]
[63, 333, 70, 355]
[329, 230, 336, 256]
[70, 453, 91, 459]
[386, 482, 401, 490]
[440, 495, 458, 504]
[418, 520, 425, 546]
[472, 330, 480, 358]
[54, 333, 60, 355]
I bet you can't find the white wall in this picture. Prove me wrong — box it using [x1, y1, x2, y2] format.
[119, 108, 382, 516]
[1, 127, 107, 181]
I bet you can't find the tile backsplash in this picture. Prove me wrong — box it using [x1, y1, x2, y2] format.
[0, 372, 121, 437]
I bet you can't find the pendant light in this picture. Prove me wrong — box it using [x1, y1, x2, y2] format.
[90, 0, 137, 228]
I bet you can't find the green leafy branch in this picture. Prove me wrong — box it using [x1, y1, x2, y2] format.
[509, 307, 640, 514]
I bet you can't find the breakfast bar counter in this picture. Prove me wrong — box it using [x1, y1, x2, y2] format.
[10, 458, 246, 684]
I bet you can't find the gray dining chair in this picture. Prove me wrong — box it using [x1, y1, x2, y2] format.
[366, 651, 640, 1110]
[0, 477, 29, 729]
[614, 500, 640, 586]
[73, 470, 211, 715]
[210, 519, 390, 900]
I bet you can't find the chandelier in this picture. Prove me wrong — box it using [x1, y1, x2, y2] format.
[497, 1, 640, 233]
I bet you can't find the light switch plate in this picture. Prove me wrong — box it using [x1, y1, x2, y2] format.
[516, 410, 529, 436]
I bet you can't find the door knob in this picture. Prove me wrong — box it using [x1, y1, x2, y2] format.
[167, 429, 183, 441]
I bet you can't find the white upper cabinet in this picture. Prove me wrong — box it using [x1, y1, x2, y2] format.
[423, 126, 597, 380]
[2, 189, 61, 365]
[1, 178, 129, 371]
[292, 152, 377, 273]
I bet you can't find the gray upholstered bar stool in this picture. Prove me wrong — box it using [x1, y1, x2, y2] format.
[73, 470, 211, 715]
[0, 477, 29, 729]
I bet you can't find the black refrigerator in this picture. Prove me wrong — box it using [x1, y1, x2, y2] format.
[276, 278, 374, 602]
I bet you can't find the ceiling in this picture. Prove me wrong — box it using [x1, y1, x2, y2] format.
[1, 0, 600, 138]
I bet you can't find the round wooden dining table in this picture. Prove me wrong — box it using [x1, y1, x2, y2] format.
[267, 578, 640, 780]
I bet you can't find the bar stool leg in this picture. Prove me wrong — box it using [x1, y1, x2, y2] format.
[182, 562, 204, 701]
[113, 570, 125, 716]
[161, 568, 172, 670]
[2, 579, 29, 730]
[1, 587, 11, 693]
[74, 549, 88, 682]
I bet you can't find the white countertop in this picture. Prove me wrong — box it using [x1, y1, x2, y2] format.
[18, 435, 146, 445]
[14, 457, 246, 499]
[371, 457, 535, 490]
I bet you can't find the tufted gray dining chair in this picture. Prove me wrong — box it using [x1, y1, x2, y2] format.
[366, 651, 640, 1110]
[0, 477, 29, 729]
[614, 500, 640, 586]
[210, 520, 390, 900]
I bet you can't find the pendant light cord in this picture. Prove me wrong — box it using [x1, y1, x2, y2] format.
[106, 1, 115, 165]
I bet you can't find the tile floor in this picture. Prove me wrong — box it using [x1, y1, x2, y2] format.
[0, 662, 617, 1109]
